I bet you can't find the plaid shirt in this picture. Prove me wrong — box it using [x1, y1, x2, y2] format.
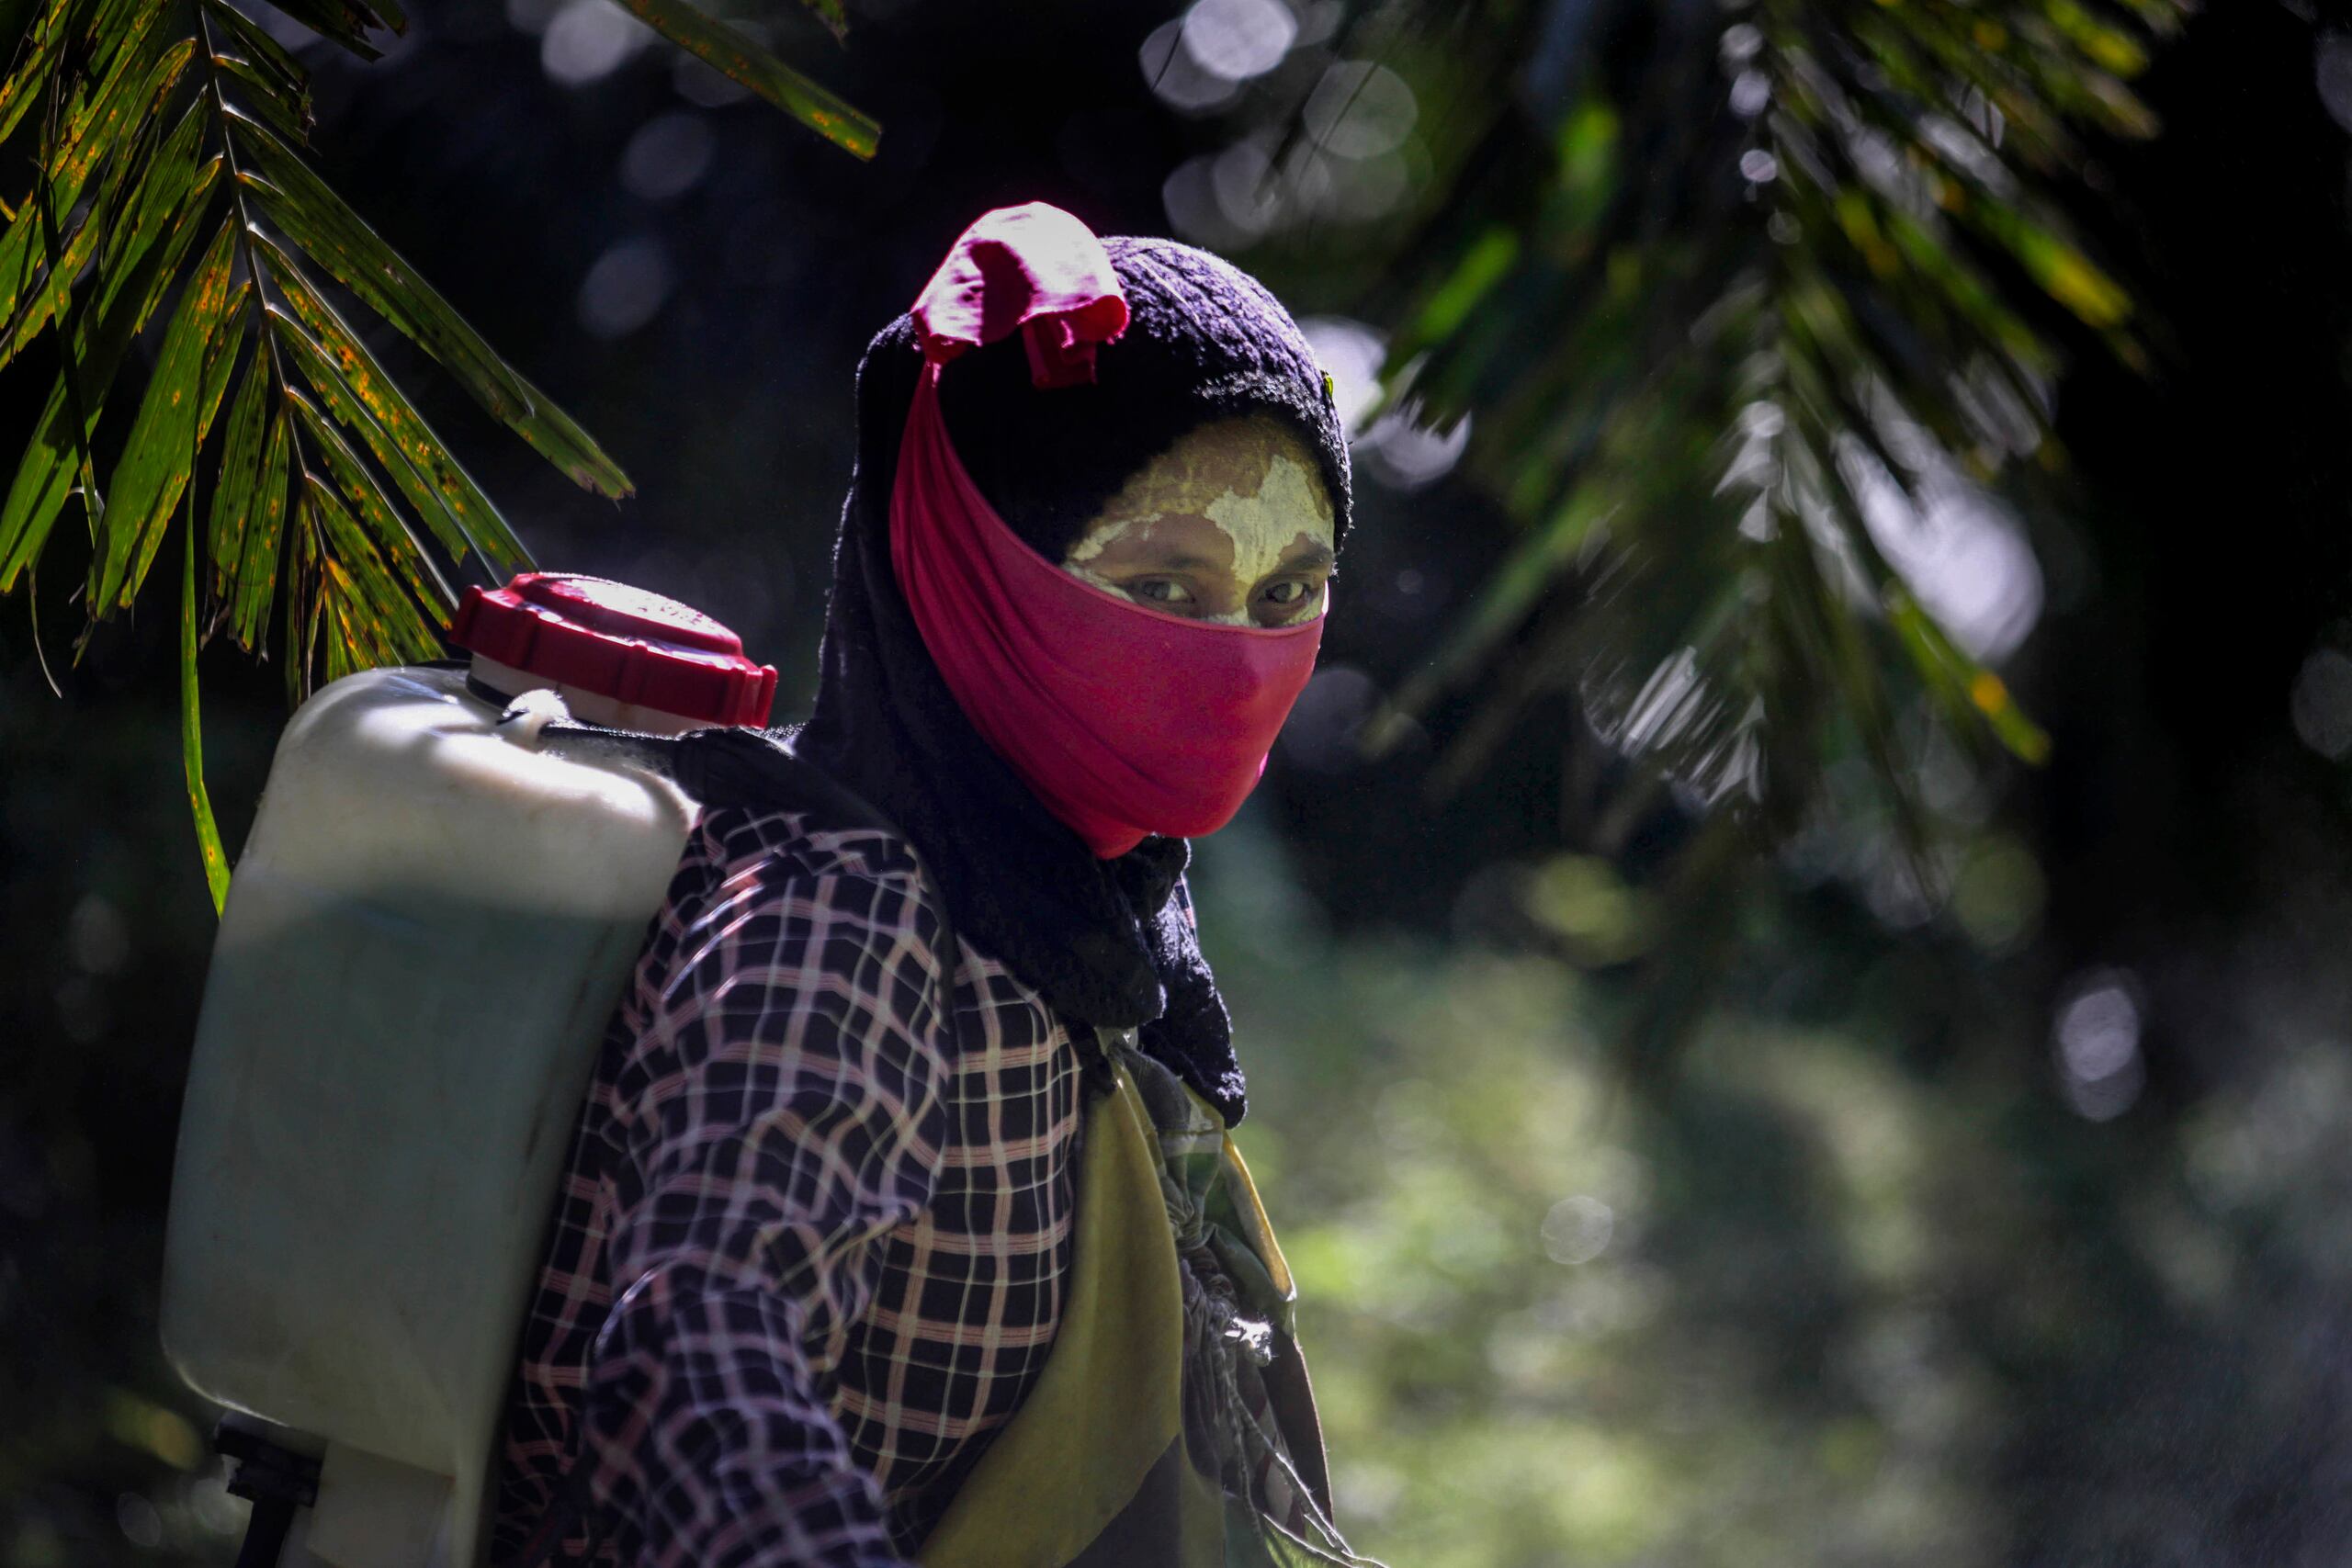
[490, 803, 1136, 1567]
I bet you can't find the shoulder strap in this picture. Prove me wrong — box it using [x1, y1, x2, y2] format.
[536, 722, 895, 832]
[536, 721, 968, 1035]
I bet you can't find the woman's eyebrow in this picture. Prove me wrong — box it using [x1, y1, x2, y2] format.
[1279, 540, 1337, 569]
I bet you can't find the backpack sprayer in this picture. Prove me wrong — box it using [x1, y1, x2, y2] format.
[158, 574, 777, 1568]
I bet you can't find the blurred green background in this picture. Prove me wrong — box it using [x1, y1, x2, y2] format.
[13, 0, 2352, 1562]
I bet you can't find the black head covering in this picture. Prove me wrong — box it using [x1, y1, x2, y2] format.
[792, 233, 1348, 1123]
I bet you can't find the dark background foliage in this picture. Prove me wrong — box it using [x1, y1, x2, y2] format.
[12, 0, 2352, 1562]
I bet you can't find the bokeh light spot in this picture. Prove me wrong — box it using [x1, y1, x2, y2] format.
[577, 237, 673, 338]
[1297, 316, 1385, 433]
[1363, 402, 1470, 490]
[1843, 437, 2043, 662]
[1543, 1195, 1616, 1265]
[67, 893, 129, 975]
[1140, 18, 1239, 115]
[1182, 0, 1297, 83]
[1730, 69, 1770, 118]
[2053, 971, 2145, 1122]
[114, 1495, 162, 1551]
[2316, 32, 2352, 134]
[1951, 837, 2045, 952]
[541, 0, 650, 88]
[621, 112, 716, 202]
[2290, 647, 2352, 759]
[1304, 62, 1418, 160]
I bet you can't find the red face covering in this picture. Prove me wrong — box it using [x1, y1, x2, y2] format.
[891, 204, 1327, 859]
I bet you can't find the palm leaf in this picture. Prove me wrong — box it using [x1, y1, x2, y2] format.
[198, 0, 309, 111]
[226, 398, 293, 655]
[85, 217, 243, 613]
[1181, 0, 2188, 1061]
[0, 0, 883, 903]
[254, 233, 529, 571]
[0, 0, 142, 149]
[205, 348, 269, 604]
[180, 481, 230, 915]
[0, 147, 223, 591]
[796, 0, 849, 47]
[253, 0, 394, 62]
[0, 71, 205, 374]
[225, 107, 633, 498]
[1283, 0, 2179, 825]
[615, 0, 879, 159]
[286, 388, 455, 627]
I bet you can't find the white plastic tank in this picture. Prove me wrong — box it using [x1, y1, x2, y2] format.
[161, 574, 777, 1568]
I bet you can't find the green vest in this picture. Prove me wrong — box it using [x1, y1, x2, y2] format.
[916, 1031, 1383, 1568]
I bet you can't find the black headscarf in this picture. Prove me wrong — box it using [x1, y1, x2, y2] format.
[792, 235, 1350, 1124]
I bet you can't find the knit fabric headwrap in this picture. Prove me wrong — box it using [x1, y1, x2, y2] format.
[793, 228, 1349, 1122]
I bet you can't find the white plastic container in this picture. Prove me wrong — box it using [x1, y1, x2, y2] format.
[161, 575, 777, 1568]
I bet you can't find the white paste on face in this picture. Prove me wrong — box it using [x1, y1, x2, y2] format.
[1062, 418, 1337, 627]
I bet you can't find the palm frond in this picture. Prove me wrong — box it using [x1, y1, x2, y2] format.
[0, 0, 878, 904]
[615, 0, 879, 158]
[1233, 0, 2177, 836]
[1172, 0, 2186, 1060]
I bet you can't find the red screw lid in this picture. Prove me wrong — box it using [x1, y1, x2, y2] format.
[448, 572, 777, 728]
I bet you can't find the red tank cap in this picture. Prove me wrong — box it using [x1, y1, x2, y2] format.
[448, 572, 778, 728]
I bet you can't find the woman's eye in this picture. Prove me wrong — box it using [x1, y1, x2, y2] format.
[1262, 581, 1304, 604]
[1133, 578, 1192, 604]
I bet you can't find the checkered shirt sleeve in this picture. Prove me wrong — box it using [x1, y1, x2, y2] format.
[565, 807, 955, 1568]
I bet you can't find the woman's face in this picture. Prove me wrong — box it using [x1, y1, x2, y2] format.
[1060, 417, 1336, 628]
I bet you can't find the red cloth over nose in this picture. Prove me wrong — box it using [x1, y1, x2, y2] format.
[894, 204, 1325, 858]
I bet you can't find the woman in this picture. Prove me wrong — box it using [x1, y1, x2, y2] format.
[492, 204, 1372, 1568]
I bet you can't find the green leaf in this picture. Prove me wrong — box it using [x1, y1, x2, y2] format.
[229, 399, 293, 653]
[300, 464, 440, 671]
[180, 486, 231, 914]
[87, 218, 243, 614]
[207, 350, 269, 603]
[1395, 224, 1520, 367]
[0, 0, 146, 151]
[0, 10, 68, 151]
[285, 386, 457, 622]
[1887, 588, 2052, 766]
[254, 238, 530, 573]
[797, 0, 850, 45]
[111, 281, 249, 609]
[227, 108, 635, 499]
[0, 152, 224, 593]
[612, 0, 879, 160]
[48, 1, 175, 196]
[83, 132, 223, 335]
[1366, 475, 1616, 758]
[298, 480, 383, 676]
[253, 0, 390, 62]
[212, 43, 314, 139]
[0, 11, 189, 347]
[0, 58, 206, 377]
[283, 469, 317, 702]
[0, 380, 84, 592]
[199, 0, 311, 109]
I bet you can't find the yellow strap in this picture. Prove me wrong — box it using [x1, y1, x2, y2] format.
[1218, 1135, 1294, 1303]
[917, 1063, 1188, 1568]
